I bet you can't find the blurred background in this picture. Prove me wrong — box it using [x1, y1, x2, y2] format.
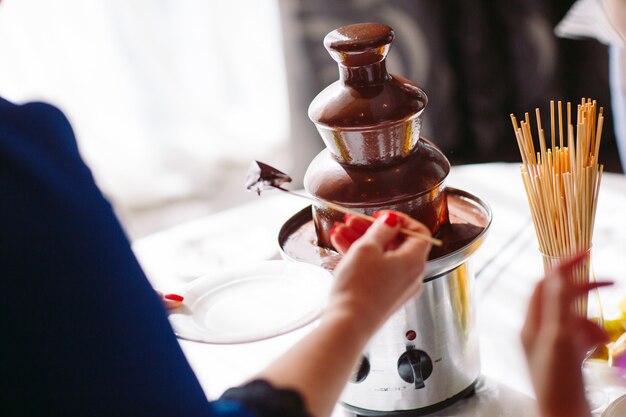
[0, 0, 621, 239]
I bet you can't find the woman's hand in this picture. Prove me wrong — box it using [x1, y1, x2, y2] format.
[155, 291, 184, 310]
[256, 210, 432, 417]
[327, 210, 432, 334]
[521, 252, 612, 417]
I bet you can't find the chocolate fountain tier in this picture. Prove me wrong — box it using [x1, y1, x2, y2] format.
[309, 105, 426, 166]
[305, 138, 450, 249]
[308, 23, 427, 165]
[309, 72, 426, 130]
[278, 188, 491, 273]
[305, 139, 449, 204]
[308, 74, 427, 165]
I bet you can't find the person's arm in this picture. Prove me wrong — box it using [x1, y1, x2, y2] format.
[521, 252, 612, 417]
[0, 99, 249, 417]
[251, 212, 431, 417]
[1, 98, 431, 417]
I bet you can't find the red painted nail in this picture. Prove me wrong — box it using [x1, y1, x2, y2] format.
[343, 214, 351, 223]
[164, 293, 184, 302]
[373, 211, 383, 219]
[345, 233, 359, 244]
[351, 220, 370, 235]
[383, 212, 399, 227]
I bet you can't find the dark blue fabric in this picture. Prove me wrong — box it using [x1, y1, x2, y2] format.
[0, 97, 256, 417]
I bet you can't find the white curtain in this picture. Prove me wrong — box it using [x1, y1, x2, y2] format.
[0, 0, 289, 209]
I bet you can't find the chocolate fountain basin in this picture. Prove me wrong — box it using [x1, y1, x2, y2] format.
[278, 187, 491, 279]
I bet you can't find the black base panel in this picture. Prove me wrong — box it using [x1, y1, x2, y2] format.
[341, 379, 478, 417]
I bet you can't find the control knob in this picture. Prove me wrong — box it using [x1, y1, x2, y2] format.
[397, 348, 433, 389]
[351, 356, 370, 383]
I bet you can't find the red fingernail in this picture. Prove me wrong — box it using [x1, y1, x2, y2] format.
[343, 214, 351, 223]
[164, 293, 184, 302]
[345, 233, 359, 244]
[373, 211, 383, 219]
[383, 212, 399, 227]
[351, 220, 370, 235]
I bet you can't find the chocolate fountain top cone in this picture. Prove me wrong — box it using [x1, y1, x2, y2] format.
[309, 23, 428, 166]
[305, 23, 449, 249]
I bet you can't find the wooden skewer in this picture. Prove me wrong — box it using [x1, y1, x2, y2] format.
[276, 187, 443, 247]
[558, 100, 564, 149]
[510, 99, 604, 317]
[550, 100, 555, 150]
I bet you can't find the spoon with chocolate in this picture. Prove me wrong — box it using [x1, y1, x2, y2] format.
[245, 160, 442, 246]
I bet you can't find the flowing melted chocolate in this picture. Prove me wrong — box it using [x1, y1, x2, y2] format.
[306, 140, 450, 249]
[310, 23, 427, 129]
[284, 218, 482, 267]
[306, 23, 445, 250]
[245, 161, 292, 195]
[428, 223, 484, 260]
[280, 192, 488, 269]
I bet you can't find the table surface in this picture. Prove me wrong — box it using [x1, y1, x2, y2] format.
[133, 162, 626, 416]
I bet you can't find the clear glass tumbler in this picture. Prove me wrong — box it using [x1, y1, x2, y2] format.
[541, 249, 595, 318]
[540, 249, 609, 413]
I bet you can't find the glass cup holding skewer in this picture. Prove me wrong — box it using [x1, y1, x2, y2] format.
[540, 250, 612, 412]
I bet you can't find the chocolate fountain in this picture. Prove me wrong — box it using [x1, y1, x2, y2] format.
[278, 23, 491, 416]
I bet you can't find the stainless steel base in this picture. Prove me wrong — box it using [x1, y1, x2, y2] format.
[340, 260, 480, 412]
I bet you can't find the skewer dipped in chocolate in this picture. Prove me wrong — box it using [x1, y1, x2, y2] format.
[246, 160, 443, 247]
[245, 160, 292, 195]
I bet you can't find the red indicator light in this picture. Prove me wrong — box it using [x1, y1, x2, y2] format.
[405, 330, 416, 341]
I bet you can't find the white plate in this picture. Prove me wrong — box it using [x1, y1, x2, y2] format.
[603, 394, 626, 417]
[169, 260, 333, 344]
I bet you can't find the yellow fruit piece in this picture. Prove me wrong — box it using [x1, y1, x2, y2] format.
[603, 318, 626, 342]
[609, 333, 626, 367]
[618, 296, 626, 315]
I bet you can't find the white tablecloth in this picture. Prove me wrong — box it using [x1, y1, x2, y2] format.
[133, 162, 626, 416]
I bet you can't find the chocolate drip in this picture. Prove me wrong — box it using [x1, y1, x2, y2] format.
[245, 160, 292, 195]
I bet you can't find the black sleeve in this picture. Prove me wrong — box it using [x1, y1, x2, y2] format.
[220, 380, 313, 417]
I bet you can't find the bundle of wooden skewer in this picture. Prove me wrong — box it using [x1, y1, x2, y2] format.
[510, 99, 604, 315]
